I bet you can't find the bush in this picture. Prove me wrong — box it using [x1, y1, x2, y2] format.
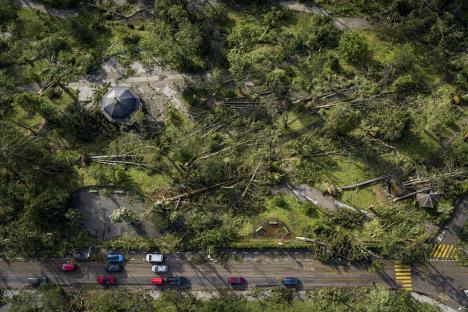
[391, 74, 417, 93]
[367, 106, 411, 142]
[110, 207, 140, 225]
[338, 32, 369, 64]
[323, 104, 361, 137]
[389, 43, 417, 73]
[299, 15, 342, 51]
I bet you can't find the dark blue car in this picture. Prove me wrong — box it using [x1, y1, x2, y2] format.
[107, 254, 125, 264]
[282, 277, 300, 286]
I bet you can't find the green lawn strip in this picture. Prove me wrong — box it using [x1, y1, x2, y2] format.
[240, 194, 325, 238]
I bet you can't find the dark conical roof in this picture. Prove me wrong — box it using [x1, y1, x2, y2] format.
[100, 87, 141, 123]
[416, 192, 440, 208]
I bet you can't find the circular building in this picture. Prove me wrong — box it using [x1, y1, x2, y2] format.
[100, 87, 141, 123]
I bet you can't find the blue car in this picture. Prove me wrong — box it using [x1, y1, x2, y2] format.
[282, 277, 300, 286]
[107, 254, 125, 264]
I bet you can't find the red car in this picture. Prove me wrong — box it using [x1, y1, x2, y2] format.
[60, 263, 78, 272]
[228, 277, 246, 285]
[97, 275, 116, 286]
[151, 277, 164, 285]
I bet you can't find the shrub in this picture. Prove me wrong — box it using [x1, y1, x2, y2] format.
[338, 32, 369, 64]
[389, 43, 417, 73]
[110, 207, 140, 225]
[323, 104, 361, 136]
[367, 106, 411, 142]
[391, 74, 417, 93]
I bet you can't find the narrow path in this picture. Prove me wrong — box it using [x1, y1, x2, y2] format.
[275, 183, 374, 217]
[278, 0, 369, 31]
[16, 0, 77, 17]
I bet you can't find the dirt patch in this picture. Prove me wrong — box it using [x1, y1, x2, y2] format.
[71, 187, 157, 240]
[69, 59, 191, 119]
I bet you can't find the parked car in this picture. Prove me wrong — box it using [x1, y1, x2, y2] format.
[166, 276, 188, 286]
[282, 277, 300, 286]
[152, 265, 168, 273]
[97, 275, 116, 286]
[59, 263, 78, 272]
[73, 248, 90, 261]
[107, 254, 125, 264]
[27, 276, 48, 286]
[228, 277, 246, 285]
[151, 277, 164, 285]
[105, 264, 122, 273]
[146, 254, 163, 263]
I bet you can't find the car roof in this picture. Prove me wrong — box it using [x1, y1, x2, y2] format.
[151, 277, 164, 284]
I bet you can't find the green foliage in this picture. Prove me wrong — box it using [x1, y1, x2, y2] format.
[297, 15, 341, 51]
[391, 74, 417, 93]
[89, 165, 133, 186]
[9, 285, 441, 311]
[140, 0, 211, 71]
[338, 32, 369, 64]
[110, 207, 140, 225]
[0, 0, 17, 27]
[323, 104, 362, 137]
[268, 288, 294, 305]
[366, 105, 411, 142]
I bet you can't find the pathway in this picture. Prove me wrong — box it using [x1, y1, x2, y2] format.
[16, 0, 77, 17]
[276, 183, 374, 217]
[278, 0, 369, 31]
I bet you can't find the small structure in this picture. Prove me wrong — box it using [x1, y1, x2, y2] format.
[100, 87, 141, 123]
[416, 191, 440, 208]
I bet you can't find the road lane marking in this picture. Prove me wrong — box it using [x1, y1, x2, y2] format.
[430, 244, 457, 259]
[394, 264, 412, 291]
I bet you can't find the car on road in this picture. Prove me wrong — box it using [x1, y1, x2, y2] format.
[151, 277, 164, 285]
[73, 249, 90, 261]
[105, 264, 122, 273]
[146, 253, 163, 263]
[228, 277, 246, 285]
[27, 276, 48, 286]
[152, 264, 168, 273]
[59, 263, 78, 272]
[282, 277, 300, 287]
[97, 275, 116, 286]
[107, 254, 125, 264]
[166, 276, 188, 286]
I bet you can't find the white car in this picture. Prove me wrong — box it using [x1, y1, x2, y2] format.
[152, 265, 168, 273]
[146, 253, 163, 263]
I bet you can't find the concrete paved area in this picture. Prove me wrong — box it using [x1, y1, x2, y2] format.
[71, 187, 157, 240]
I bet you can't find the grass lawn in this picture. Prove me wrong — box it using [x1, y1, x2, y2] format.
[316, 155, 385, 209]
[240, 194, 325, 237]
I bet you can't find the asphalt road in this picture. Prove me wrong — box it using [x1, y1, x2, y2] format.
[1, 258, 467, 309]
[439, 194, 468, 245]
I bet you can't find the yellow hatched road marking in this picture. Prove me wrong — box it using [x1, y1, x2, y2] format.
[441, 245, 452, 258]
[431, 244, 443, 257]
[430, 244, 457, 259]
[437, 245, 447, 257]
[394, 264, 412, 290]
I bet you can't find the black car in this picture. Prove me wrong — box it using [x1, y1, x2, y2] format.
[105, 264, 123, 273]
[282, 277, 300, 287]
[166, 276, 188, 286]
[27, 276, 48, 286]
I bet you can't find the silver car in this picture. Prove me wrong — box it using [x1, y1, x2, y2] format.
[152, 265, 168, 273]
[146, 254, 163, 263]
